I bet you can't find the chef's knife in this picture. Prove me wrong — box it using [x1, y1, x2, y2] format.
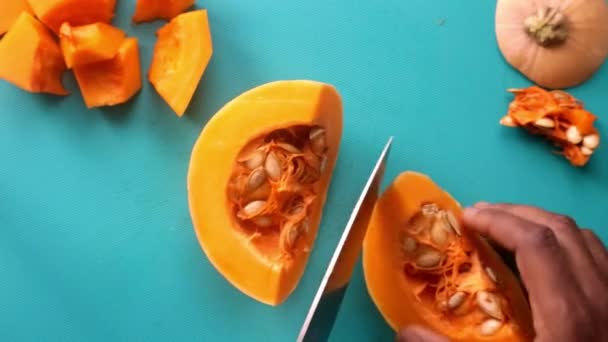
[297, 137, 393, 342]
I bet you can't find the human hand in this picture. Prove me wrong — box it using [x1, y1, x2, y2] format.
[397, 202, 608, 342]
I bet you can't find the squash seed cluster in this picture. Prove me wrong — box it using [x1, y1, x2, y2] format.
[400, 204, 512, 336]
[228, 125, 328, 254]
[500, 86, 600, 167]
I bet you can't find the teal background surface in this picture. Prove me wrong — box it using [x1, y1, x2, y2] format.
[1, 0, 607, 341]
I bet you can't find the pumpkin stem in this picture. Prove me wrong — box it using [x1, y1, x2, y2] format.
[524, 7, 568, 47]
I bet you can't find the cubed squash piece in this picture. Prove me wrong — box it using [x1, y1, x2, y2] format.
[149, 9, 213, 116]
[0, 12, 67, 95]
[27, 0, 116, 33]
[73, 38, 142, 108]
[0, 0, 33, 35]
[59, 22, 126, 68]
[132, 0, 195, 23]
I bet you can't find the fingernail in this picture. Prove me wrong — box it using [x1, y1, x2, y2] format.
[463, 207, 479, 219]
[397, 330, 423, 342]
[474, 201, 491, 208]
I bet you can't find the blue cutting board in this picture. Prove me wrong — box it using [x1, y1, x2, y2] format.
[1, 0, 607, 341]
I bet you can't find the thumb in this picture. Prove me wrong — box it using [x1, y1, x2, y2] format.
[396, 326, 450, 342]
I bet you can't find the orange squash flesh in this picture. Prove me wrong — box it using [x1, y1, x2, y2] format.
[188, 80, 343, 306]
[59, 22, 126, 69]
[0, 0, 33, 36]
[0, 12, 67, 95]
[27, 0, 117, 34]
[73, 38, 142, 108]
[363, 172, 534, 341]
[132, 0, 195, 23]
[148, 9, 213, 117]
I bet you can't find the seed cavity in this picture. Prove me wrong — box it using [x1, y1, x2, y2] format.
[476, 291, 504, 320]
[479, 318, 503, 336]
[399, 202, 515, 332]
[229, 125, 329, 255]
[566, 126, 582, 145]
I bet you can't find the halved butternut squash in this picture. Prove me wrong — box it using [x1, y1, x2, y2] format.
[59, 22, 126, 69]
[0, 12, 67, 95]
[363, 172, 534, 341]
[0, 0, 32, 36]
[148, 9, 212, 117]
[27, 0, 117, 33]
[188, 80, 343, 306]
[73, 37, 142, 108]
[132, 0, 195, 23]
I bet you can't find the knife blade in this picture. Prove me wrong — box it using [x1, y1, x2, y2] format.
[297, 137, 393, 342]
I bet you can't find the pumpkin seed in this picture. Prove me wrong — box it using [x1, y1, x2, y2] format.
[583, 134, 599, 149]
[247, 168, 267, 192]
[243, 149, 266, 170]
[309, 128, 327, 155]
[566, 126, 582, 144]
[265, 152, 282, 181]
[534, 118, 555, 128]
[447, 291, 466, 309]
[445, 211, 462, 236]
[401, 237, 418, 253]
[421, 203, 440, 217]
[430, 220, 450, 247]
[253, 216, 272, 227]
[485, 267, 498, 283]
[309, 127, 325, 141]
[479, 318, 503, 336]
[437, 300, 448, 312]
[581, 146, 594, 156]
[300, 218, 310, 234]
[415, 249, 442, 268]
[501, 116, 515, 126]
[243, 200, 266, 216]
[476, 291, 504, 320]
[319, 155, 328, 173]
[408, 214, 432, 234]
[281, 221, 303, 250]
[277, 143, 301, 154]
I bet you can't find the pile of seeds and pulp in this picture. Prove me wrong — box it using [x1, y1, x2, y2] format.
[500, 86, 600, 167]
[400, 204, 511, 337]
[227, 125, 328, 256]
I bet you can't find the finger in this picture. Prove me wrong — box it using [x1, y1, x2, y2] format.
[581, 229, 608, 276]
[463, 207, 582, 314]
[397, 326, 450, 342]
[475, 203, 602, 296]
